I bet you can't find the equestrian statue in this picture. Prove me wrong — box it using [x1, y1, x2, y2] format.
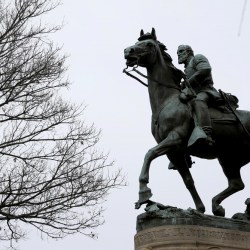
[123, 28, 250, 217]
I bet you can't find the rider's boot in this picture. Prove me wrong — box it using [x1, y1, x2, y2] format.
[191, 100, 214, 146]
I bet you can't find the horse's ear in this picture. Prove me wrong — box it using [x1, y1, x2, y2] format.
[151, 27, 157, 40]
[140, 29, 144, 37]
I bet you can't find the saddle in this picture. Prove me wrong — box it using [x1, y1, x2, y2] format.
[215, 89, 239, 113]
[187, 90, 240, 158]
[181, 88, 239, 123]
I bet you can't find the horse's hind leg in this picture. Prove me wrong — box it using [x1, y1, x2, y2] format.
[169, 153, 205, 213]
[212, 161, 244, 217]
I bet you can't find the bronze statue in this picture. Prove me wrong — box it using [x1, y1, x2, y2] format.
[123, 28, 250, 217]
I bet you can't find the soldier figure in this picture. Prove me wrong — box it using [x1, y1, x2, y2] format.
[177, 45, 221, 147]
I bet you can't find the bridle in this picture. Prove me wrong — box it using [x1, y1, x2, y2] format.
[123, 54, 181, 90]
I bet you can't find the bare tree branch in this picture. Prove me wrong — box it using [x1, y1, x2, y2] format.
[0, 1, 124, 248]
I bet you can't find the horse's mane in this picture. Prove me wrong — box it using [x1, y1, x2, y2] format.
[158, 41, 185, 85]
[138, 33, 184, 85]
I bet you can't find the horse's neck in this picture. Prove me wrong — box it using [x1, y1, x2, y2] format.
[147, 63, 180, 116]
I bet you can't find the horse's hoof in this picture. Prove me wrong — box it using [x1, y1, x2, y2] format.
[213, 205, 225, 217]
[139, 187, 152, 202]
[197, 205, 205, 214]
[135, 199, 154, 210]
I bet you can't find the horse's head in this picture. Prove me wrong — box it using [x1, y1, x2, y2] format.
[124, 28, 183, 88]
[124, 28, 163, 68]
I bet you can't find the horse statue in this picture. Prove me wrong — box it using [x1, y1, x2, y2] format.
[123, 28, 250, 217]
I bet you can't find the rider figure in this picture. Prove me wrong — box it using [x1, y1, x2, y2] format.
[177, 45, 221, 146]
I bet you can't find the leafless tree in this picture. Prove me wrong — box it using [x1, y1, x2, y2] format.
[0, 0, 123, 247]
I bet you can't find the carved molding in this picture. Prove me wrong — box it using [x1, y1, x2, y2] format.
[134, 225, 250, 250]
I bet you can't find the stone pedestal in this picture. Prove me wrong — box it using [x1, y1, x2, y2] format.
[134, 205, 250, 250]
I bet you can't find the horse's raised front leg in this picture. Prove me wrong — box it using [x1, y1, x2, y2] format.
[136, 131, 182, 209]
[212, 163, 244, 217]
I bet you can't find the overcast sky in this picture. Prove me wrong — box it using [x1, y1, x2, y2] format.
[14, 0, 250, 249]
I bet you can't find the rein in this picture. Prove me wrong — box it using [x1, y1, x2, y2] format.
[123, 66, 181, 90]
[123, 66, 148, 87]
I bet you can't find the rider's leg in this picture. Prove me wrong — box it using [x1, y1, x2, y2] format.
[191, 92, 214, 145]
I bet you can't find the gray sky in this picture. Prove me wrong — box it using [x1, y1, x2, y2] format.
[15, 0, 250, 249]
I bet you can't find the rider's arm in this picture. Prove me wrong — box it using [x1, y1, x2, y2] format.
[188, 54, 212, 87]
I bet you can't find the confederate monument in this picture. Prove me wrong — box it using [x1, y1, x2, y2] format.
[123, 28, 250, 249]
